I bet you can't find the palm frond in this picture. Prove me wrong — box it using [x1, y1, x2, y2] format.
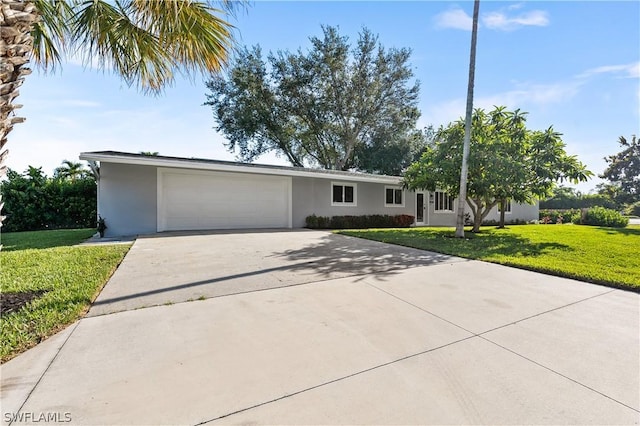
[129, 0, 235, 74]
[30, 0, 239, 92]
[31, 0, 73, 70]
[69, 0, 173, 93]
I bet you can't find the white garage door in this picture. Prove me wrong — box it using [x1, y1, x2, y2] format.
[158, 169, 291, 231]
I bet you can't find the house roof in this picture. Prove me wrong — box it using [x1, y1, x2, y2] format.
[79, 151, 403, 185]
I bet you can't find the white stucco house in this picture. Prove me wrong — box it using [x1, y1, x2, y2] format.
[79, 151, 539, 237]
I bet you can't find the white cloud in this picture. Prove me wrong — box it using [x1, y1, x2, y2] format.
[61, 99, 101, 108]
[24, 98, 101, 111]
[577, 61, 640, 79]
[482, 10, 549, 31]
[434, 5, 550, 32]
[482, 81, 583, 107]
[434, 8, 473, 31]
[424, 79, 584, 128]
[66, 50, 112, 71]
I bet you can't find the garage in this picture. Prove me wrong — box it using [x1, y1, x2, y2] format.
[157, 168, 292, 231]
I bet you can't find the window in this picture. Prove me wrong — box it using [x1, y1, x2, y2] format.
[434, 191, 454, 212]
[385, 187, 404, 207]
[331, 182, 356, 206]
[497, 199, 512, 213]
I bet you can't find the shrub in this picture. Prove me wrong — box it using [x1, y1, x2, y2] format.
[480, 218, 531, 226]
[625, 202, 640, 217]
[539, 209, 581, 225]
[306, 214, 319, 228]
[393, 214, 415, 227]
[305, 214, 415, 229]
[1, 168, 96, 232]
[583, 207, 628, 228]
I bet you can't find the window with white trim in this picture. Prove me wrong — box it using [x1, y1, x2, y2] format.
[434, 191, 454, 212]
[385, 186, 404, 207]
[497, 199, 512, 213]
[331, 182, 357, 206]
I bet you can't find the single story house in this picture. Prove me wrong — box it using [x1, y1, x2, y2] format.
[79, 151, 539, 237]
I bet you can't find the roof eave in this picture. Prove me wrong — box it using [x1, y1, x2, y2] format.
[79, 152, 403, 185]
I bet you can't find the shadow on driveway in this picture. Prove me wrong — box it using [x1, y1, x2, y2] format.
[88, 230, 463, 315]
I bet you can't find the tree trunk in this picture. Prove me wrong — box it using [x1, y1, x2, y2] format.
[472, 209, 483, 232]
[498, 199, 506, 228]
[1, 0, 38, 235]
[470, 197, 498, 232]
[454, 0, 480, 238]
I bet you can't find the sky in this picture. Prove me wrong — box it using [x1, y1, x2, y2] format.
[7, 1, 640, 193]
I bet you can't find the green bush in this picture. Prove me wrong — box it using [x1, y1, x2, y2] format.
[539, 209, 581, 224]
[1, 167, 96, 232]
[482, 218, 530, 226]
[583, 207, 628, 228]
[625, 202, 640, 217]
[305, 214, 415, 229]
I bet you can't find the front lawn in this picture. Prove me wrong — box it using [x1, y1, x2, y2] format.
[338, 224, 640, 291]
[1, 229, 131, 363]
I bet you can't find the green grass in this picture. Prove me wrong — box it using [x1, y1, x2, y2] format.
[1, 229, 131, 362]
[338, 224, 640, 291]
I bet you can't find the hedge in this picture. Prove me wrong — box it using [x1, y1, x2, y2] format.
[306, 214, 415, 229]
[1, 168, 96, 232]
[539, 207, 628, 228]
[539, 209, 582, 225]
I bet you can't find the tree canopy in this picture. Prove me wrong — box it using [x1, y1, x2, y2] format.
[54, 160, 90, 182]
[403, 106, 593, 231]
[539, 186, 617, 210]
[204, 25, 427, 175]
[599, 135, 639, 206]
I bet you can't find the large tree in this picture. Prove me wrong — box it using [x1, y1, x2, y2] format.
[599, 135, 639, 206]
[403, 106, 592, 232]
[204, 25, 425, 174]
[1, 0, 242, 229]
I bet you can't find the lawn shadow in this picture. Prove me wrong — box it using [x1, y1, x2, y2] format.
[594, 226, 640, 237]
[470, 231, 573, 257]
[342, 228, 573, 259]
[0, 290, 49, 314]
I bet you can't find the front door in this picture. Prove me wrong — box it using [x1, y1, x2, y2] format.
[415, 191, 426, 226]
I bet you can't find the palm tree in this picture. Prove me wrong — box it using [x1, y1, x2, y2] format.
[455, 0, 480, 238]
[0, 0, 242, 232]
[54, 159, 88, 182]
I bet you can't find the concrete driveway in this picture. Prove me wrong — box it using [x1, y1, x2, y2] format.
[2, 229, 638, 425]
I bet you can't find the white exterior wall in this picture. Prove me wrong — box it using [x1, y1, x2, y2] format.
[291, 177, 415, 227]
[417, 194, 539, 227]
[482, 200, 540, 223]
[98, 163, 157, 237]
[95, 159, 540, 235]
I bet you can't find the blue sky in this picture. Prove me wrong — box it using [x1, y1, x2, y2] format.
[8, 1, 639, 192]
